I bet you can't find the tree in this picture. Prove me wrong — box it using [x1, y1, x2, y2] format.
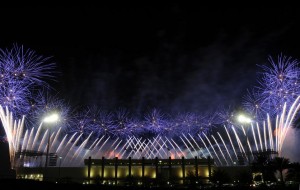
[251, 153, 275, 182]
[210, 168, 231, 185]
[269, 157, 290, 184]
[286, 162, 300, 182]
[236, 170, 252, 184]
[186, 170, 201, 186]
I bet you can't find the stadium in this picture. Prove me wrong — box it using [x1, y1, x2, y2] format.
[0, 46, 299, 185]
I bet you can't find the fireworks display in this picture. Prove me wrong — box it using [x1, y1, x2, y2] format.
[2, 97, 300, 168]
[1, 45, 300, 169]
[243, 54, 300, 120]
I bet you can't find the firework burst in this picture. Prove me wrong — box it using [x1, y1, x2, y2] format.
[244, 54, 300, 118]
[144, 108, 170, 136]
[0, 44, 56, 118]
[86, 107, 115, 137]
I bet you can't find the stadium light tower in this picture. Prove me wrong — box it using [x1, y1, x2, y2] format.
[237, 113, 252, 165]
[237, 114, 252, 124]
[44, 113, 59, 168]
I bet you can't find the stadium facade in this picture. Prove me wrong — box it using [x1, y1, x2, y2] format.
[16, 156, 215, 185]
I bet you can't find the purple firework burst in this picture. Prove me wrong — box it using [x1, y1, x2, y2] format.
[0, 44, 56, 118]
[242, 89, 269, 121]
[111, 108, 133, 138]
[68, 108, 94, 136]
[215, 106, 237, 125]
[172, 112, 203, 137]
[144, 108, 170, 136]
[86, 107, 115, 137]
[0, 81, 31, 115]
[243, 54, 300, 118]
[0, 44, 56, 86]
[30, 91, 73, 131]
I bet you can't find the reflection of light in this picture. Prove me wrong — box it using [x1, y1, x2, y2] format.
[204, 169, 209, 177]
[152, 172, 156, 178]
[117, 168, 126, 178]
[178, 173, 182, 178]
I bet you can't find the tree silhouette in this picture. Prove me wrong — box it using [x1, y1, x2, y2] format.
[286, 162, 300, 182]
[236, 169, 252, 184]
[210, 168, 231, 185]
[251, 153, 274, 182]
[269, 157, 290, 184]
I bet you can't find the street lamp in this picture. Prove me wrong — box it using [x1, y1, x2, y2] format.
[237, 114, 252, 165]
[44, 113, 59, 168]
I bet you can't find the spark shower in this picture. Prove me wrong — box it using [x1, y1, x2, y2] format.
[1, 96, 300, 168]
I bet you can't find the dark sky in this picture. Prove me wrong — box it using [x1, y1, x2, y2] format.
[2, 3, 300, 170]
[1, 4, 300, 115]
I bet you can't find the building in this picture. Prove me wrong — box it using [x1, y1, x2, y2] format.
[16, 156, 214, 185]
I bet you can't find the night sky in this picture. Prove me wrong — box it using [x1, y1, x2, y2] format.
[1, 4, 300, 170]
[1, 4, 300, 115]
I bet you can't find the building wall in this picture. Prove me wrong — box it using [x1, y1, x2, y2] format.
[16, 165, 212, 183]
[216, 166, 251, 181]
[16, 157, 214, 184]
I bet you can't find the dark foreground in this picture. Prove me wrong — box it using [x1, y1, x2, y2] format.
[1, 179, 299, 190]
